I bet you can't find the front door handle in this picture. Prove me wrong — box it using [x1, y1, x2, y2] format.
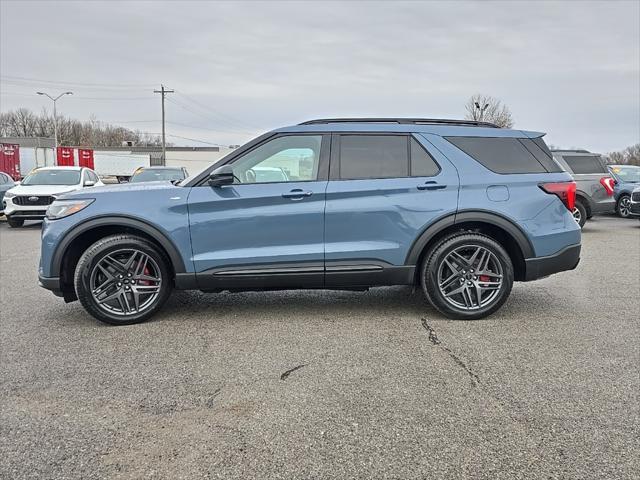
[417, 181, 447, 191]
[282, 189, 313, 199]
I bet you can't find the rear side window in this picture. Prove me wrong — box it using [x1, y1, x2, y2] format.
[339, 135, 408, 179]
[410, 138, 440, 177]
[561, 155, 607, 174]
[446, 136, 554, 174]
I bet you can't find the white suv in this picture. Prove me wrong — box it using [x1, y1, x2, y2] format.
[3, 166, 103, 228]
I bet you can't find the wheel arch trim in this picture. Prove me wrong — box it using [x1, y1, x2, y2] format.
[50, 215, 187, 278]
[404, 210, 535, 265]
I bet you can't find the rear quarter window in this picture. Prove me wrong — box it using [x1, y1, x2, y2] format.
[561, 155, 607, 174]
[445, 136, 560, 174]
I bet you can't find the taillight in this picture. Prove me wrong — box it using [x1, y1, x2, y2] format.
[600, 177, 615, 196]
[540, 181, 576, 211]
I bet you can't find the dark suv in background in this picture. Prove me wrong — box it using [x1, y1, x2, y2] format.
[551, 150, 615, 227]
[607, 164, 640, 218]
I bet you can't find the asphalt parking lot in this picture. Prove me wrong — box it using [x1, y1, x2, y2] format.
[1, 216, 638, 480]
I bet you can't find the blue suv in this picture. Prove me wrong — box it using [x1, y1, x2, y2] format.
[39, 118, 581, 325]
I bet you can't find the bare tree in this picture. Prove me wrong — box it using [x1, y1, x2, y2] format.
[464, 94, 514, 128]
[604, 144, 640, 166]
[0, 108, 164, 147]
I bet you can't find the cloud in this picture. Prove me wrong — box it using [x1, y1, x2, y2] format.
[1, 0, 638, 152]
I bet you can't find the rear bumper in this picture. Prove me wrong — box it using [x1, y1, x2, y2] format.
[524, 243, 581, 281]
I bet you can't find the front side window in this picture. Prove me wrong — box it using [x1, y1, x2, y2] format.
[231, 135, 321, 184]
[22, 170, 81, 186]
[339, 135, 408, 180]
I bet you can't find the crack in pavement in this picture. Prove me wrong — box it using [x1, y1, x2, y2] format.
[421, 319, 480, 386]
[280, 364, 306, 381]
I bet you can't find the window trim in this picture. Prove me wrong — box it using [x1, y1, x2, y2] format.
[330, 133, 441, 181]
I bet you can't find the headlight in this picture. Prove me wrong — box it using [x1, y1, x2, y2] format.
[4, 191, 16, 199]
[46, 199, 94, 220]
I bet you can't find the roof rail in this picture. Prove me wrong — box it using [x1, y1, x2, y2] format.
[550, 149, 591, 153]
[299, 118, 500, 128]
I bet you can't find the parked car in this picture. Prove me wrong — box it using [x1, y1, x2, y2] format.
[0, 171, 16, 215]
[39, 118, 581, 325]
[629, 186, 640, 218]
[3, 166, 103, 227]
[607, 164, 640, 218]
[551, 150, 615, 227]
[129, 166, 189, 183]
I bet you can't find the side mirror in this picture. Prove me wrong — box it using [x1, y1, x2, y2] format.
[84, 180, 96, 187]
[208, 165, 235, 187]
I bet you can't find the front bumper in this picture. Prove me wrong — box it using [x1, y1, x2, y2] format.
[4, 200, 48, 220]
[38, 274, 63, 297]
[630, 202, 640, 217]
[524, 243, 581, 281]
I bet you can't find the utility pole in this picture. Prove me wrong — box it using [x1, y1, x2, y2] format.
[154, 85, 174, 165]
[37, 91, 73, 149]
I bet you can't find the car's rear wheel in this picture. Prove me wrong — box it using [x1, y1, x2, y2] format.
[421, 233, 514, 320]
[617, 195, 631, 218]
[74, 235, 172, 325]
[572, 200, 587, 228]
[6, 216, 24, 228]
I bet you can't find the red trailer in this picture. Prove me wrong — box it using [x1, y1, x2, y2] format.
[0, 143, 21, 180]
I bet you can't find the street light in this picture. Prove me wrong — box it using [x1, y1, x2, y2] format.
[36, 91, 73, 149]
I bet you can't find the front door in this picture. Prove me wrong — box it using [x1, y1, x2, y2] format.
[188, 134, 330, 290]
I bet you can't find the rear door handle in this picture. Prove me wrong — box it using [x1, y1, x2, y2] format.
[282, 189, 313, 199]
[417, 181, 447, 191]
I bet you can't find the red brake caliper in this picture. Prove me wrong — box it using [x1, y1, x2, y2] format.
[139, 265, 153, 286]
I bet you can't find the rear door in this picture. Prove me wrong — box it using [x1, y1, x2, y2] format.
[188, 134, 330, 290]
[324, 133, 459, 286]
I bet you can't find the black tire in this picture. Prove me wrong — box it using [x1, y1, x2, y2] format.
[420, 232, 514, 320]
[74, 234, 172, 325]
[616, 195, 631, 218]
[6, 216, 24, 228]
[572, 200, 587, 228]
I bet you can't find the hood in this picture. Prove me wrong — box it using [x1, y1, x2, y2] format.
[7, 184, 80, 197]
[60, 180, 182, 198]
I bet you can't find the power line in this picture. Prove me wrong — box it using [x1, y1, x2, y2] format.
[1, 75, 156, 88]
[166, 97, 254, 135]
[174, 90, 260, 131]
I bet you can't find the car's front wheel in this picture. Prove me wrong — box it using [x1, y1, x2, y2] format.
[421, 233, 514, 320]
[74, 235, 172, 325]
[617, 195, 631, 218]
[6, 216, 24, 228]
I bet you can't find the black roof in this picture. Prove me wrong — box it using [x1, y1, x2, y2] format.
[299, 118, 499, 128]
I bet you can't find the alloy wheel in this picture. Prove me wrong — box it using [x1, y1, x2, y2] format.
[90, 249, 162, 316]
[572, 207, 582, 224]
[437, 244, 504, 310]
[619, 197, 631, 218]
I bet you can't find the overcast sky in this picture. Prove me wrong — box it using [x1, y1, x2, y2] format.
[1, 0, 638, 152]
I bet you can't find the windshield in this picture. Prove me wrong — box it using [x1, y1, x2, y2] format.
[609, 165, 640, 183]
[21, 170, 81, 186]
[130, 169, 185, 183]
